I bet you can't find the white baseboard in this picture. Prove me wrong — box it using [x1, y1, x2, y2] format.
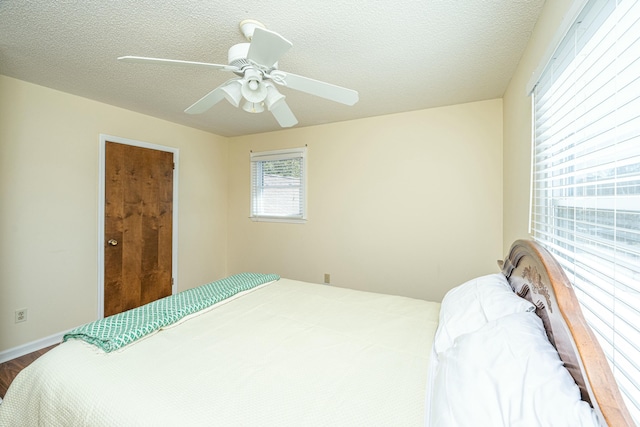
[0, 329, 72, 364]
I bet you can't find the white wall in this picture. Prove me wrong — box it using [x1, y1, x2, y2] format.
[0, 75, 228, 351]
[502, 0, 574, 252]
[227, 99, 504, 302]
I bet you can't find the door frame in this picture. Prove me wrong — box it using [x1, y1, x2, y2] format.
[98, 134, 179, 319]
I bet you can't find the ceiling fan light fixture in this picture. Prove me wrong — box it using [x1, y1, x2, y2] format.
[264, 83, 286, 111]
[220, 80, 243, 107]
[241, 69, 268, 103]
[242, 101, 265, 114]
[241, 79, 267, 103]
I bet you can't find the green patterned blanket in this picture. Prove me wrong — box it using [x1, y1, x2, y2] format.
[64, 273, 279, 352]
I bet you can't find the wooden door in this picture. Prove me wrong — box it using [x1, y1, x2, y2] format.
[104, 141, 174, 317]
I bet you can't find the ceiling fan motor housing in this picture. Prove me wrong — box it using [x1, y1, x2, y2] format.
[228, 43, 251, 69]
[228, 42, 278, 74]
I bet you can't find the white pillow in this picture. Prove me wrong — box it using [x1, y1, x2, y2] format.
[433, 273, 534, 355]
[430, 312, 601, 427]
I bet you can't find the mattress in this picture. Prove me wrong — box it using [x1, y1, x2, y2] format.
[0, 278, 440, 426]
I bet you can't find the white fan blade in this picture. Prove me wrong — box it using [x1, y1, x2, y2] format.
[184, 86, 226, 114]
[269, 70, 359, 106]
[247, 27, 292, 68]
[118, 56, 238, 72]
[271, 100, 298, 127]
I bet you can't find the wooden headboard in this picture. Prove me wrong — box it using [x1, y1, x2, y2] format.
[500, 239, 633, 426]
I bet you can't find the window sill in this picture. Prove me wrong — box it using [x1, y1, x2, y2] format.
[250, 216, 307, 224]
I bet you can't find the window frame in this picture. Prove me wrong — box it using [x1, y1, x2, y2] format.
[250, 147, 307, 224]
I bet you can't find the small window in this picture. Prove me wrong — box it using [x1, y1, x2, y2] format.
[250, 147, 307, 223]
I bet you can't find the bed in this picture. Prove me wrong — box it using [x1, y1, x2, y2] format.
[0, 240, 633, 426]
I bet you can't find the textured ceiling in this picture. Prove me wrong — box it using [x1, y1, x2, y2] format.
[0, 0, 545, 137]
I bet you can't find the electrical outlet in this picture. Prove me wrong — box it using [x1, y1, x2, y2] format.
[15, 308, 27, 323]
[324, 273, 331, 284]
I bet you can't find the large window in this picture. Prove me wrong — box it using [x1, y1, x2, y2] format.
[531, 0, 640, 422]
[250, 147, 307, 222]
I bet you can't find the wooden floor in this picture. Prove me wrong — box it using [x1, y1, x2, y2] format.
[0, 345, 58, 399]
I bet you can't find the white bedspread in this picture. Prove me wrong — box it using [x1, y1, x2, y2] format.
[0, 278, 440, 426]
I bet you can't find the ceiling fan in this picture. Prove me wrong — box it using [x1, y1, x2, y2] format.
[118, 19, 359, 128]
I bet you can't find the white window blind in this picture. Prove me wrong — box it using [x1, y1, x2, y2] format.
[531, 0, 640, 422]
[250, 147, 307, 222]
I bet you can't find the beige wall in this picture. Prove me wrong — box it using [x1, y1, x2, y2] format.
[1, 79, 505, 351]
[227, 99, 504, 302]
[502, 0, 574, 252]
[0, 75, 228, 351]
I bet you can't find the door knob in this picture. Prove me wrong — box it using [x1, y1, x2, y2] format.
[108, 239, 118, 246]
